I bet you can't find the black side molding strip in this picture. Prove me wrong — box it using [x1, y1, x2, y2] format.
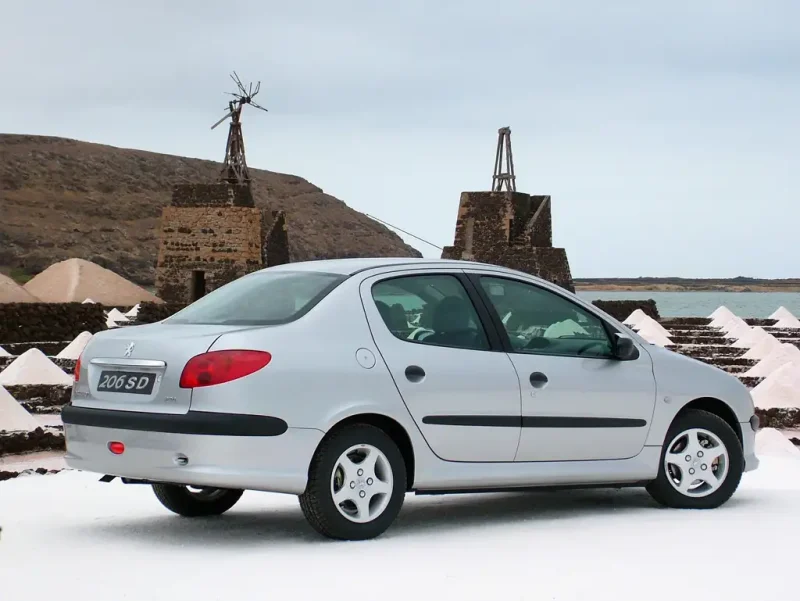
[61, 405, 288, 437]
[422, 415, 647, 428]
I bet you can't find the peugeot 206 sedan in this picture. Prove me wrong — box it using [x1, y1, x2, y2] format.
[63, 258, 760, 540]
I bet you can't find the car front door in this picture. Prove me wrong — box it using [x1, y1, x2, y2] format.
[360, 269, 521, 462]
[468, 271, 656, 462]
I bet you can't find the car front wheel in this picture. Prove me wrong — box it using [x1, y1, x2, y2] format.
[299, 424, 406, 540]
[152, 483, 244, 517]
[647, 409, 744, 509]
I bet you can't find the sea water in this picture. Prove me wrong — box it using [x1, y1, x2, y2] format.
[577, 291, 800, 318]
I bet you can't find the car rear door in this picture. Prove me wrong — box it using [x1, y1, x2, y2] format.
[360, 268, 521, 462]
[466, 270, 657, 462]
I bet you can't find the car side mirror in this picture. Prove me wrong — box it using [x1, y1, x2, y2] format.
[613, 333, 639, 361]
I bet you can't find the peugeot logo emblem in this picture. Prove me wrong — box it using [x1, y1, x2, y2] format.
[124, 342, 135, 358]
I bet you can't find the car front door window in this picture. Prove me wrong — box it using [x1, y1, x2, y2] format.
[479, 277, 613, 358]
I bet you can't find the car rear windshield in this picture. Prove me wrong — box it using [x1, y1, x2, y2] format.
[165, 271, 346, 326]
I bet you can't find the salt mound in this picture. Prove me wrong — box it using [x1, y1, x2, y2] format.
[634, 316, 671, 338]
[636, 321, 672, 347]
[82, 298, 96, 304]
[623, 309, 648, 327]
[0, 348, 73, 386]
[56, 331, 93, 360]
[0, 385, 39, 433]
[23, 258, 162, 305]
[743, 334, 783, 360]
[745, 343, 800, 378]
[0, 273, 39, 303]
[107, 308, 129, 323]
[545, 319, 588, 338]
[710, 308, 738, 328]
[755, 428, 800, 459]
[775, 314, 800, 329]
[125, 303, 140, 318]
[709, 306, 734, 320]
[0, 346, 11, 357]
[769, 306, 796, 321]
[722, 317, 751, 339]
[733, 326, 769, 349]
[751, 363, 800, 410]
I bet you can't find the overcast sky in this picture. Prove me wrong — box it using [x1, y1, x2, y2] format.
[2, 1, 798, 277]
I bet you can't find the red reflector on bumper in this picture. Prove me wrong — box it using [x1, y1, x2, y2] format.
[108, 441, 125, 455]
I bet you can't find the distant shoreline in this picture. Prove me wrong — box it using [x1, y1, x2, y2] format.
[575, 279, 800, 293]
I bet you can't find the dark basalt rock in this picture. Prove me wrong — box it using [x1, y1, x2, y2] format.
[592, 300, 659, 322]
[755, 408, 800, 430]
[0, 467, 63, 482]
[6, 385, 72, 413]
[0, 428, 65, 455]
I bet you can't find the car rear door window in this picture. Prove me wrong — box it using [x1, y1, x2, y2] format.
[371, 275, 490, 351]
[166, 271, 345, 326]
[478, 276, 613, 358]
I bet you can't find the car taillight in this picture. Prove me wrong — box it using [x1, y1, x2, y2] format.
[74, 356, 82, 382]
[179, 350, 272, 389]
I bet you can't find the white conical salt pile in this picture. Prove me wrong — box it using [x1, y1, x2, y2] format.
[56, 331, 93, 360]
[721, 316, 751, 339]
[636, 321, 673, 347]
[745, 343, 800, 377]
[769, 306, 796, 321]
[774, 313, 800, 329]
[0, 348, 73, 386]
[81, 298, 96, 304]
[0, 385, 39, 433]
[709, 306, 734, 320]
[710, 307, 738, 328]
[544, 319, 588, 338]
[755, 428, 800, 459]
[0, 346, 11, 357]
[751, 362, 800, 409]
[106, 308, 130, 328]
[743, 334, 784, 360]
[125, 303, 140, 318]
[634, 315, 671, 338]
[733, 326, 770, 349]
[623, 309, 648, 327]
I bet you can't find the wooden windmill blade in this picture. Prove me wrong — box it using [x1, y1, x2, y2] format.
[210, 111, 234, 130]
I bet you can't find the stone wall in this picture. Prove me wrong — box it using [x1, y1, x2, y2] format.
[591, 299, 661, 322]
[170, 183, 254, 208]
[135, 301, 187, 324]
[0, 303, 105, 344]
[442, 191, 574, 292]
[155, 206, 264, 303]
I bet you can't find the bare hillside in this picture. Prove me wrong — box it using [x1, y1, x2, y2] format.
[0, 134, 420, 285]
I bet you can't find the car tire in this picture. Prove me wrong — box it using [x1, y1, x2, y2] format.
[152, 483, 244, 517]
[299, 424, 407, 540]
[647, 409, 744, 509]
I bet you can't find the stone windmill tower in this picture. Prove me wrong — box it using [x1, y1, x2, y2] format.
[441, 127, 574, 292]
[154, 73, 289, 304]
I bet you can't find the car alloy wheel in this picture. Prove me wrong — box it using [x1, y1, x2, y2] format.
[663, 428, 729, 498]
[330, 444, 394, 524]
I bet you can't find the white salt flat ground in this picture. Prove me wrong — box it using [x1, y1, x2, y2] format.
[2, 454, 800, 601]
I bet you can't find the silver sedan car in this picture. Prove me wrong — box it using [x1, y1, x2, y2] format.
[63, 258, 760, 540]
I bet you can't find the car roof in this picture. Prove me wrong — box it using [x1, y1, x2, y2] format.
[263, 257, 519, 276]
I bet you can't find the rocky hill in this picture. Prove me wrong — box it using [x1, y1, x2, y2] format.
[0, 134, 421, 285]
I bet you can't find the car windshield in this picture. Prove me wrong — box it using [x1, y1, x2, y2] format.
[165, 271, 346, 326]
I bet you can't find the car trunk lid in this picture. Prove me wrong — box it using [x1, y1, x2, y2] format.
[71, 323, 255, 414]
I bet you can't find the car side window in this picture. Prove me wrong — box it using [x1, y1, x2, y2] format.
[478, 276, 613, 358]
[371, 275, 490, 351]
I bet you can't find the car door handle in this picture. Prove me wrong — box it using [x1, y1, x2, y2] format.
[405, 365, 426, 383]
[529, 372, 549, 389]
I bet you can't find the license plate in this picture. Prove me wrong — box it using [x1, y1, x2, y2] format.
[97, 371, 157, 395]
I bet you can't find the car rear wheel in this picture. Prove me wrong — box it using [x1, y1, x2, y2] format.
[152, 483, 244, 517]
[647, 409, 743, 509]
[299, 424, 406, 540]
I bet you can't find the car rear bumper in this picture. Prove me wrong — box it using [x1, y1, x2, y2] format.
[62, 405, 324, 495]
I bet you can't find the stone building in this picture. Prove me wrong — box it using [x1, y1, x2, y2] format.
[441, 190, 574, 292]
[154, 183, 289, 303]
